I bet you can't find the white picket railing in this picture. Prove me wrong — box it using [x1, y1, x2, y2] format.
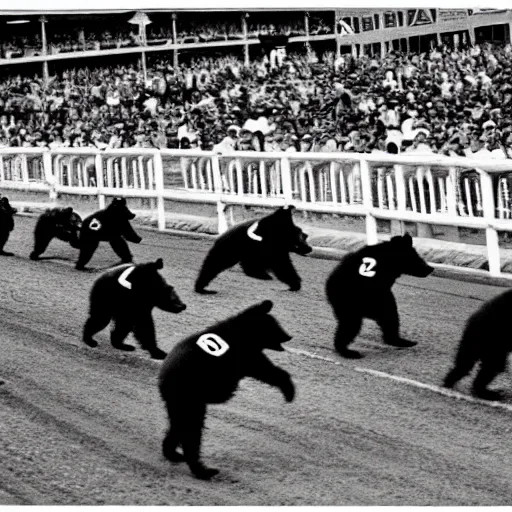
[1, 147, 512, 276]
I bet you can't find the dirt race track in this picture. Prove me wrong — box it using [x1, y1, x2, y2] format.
[2, 215, 512, 506]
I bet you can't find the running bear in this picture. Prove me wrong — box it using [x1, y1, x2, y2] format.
[158, 300, 295, 480]
[195, 205, 312, 294]
[0, 196, 17, 256]
[76, 198, 142, 270]
[326, 234, 433, 359]
[83, 258, 186, 359]
[444, 289, 512, 401]
[30, 207, 82, 260]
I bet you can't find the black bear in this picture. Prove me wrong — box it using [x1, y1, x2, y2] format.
[444, 289, 512, 401]
[83, 258, 186, 360]
[0, 196, 17, 256]
[75, 198, 142, 270]
[195, 205, 312, 294]
[326, 233, 433, 359]
[158, 300, 295, 480]
[30, 207, 82, 260]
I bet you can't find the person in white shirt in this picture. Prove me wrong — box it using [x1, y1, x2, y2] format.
[464, 137, 492, 160]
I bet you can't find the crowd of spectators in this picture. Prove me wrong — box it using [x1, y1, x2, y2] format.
[1, 41, 512, 160]
[0, 14, 334, 59]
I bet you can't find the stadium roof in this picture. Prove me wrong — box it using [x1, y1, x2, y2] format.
[0, 0, 508, 14]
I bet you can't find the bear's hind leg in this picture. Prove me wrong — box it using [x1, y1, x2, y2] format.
[195, 246, 238, 294]
[76, 239, 99, 270]
[30, 230, 53, 260]
[110, 317, 136, 352]
[83, 311, 112, 348]
[179, 402, 219, 480]
[0, 231, 13, 256]
[443, 344, 478, 389]
[162, 402, 184, 462]
[333, 312, 364, 359]
[472, 354, 508, 401]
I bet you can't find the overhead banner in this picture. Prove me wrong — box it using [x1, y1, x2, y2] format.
[438, 9, 469, 23]
[469, 8, 508, 15]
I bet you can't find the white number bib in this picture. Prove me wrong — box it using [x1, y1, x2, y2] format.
[247, 221, 263, 242]
[89, 218, 102, 231]
[358, 257, 377, 277]
[196, 333, 230, 357]
[118, 265, 135, 289]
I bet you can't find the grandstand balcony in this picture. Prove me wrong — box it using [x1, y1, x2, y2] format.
[0, 8, 511, 70]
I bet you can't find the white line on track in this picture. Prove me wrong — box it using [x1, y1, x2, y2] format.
[284, 347, 343, 365]
[355, 367, 512, 412]
[283, 347, 512, 412]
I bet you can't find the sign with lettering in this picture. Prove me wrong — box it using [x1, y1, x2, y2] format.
[438, 9, 469, 23]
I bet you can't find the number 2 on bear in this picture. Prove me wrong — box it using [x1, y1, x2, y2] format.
[196, 333, 230, 357]
[359, 257, 377, 277]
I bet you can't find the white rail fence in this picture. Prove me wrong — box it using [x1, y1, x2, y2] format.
[2, 147, 512, 276]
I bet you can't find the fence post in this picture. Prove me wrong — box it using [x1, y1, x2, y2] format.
[480, 170, 500, 276]
[394, 164, 406, 211]
[20, 154, 29, 183]
[153, 151, 166, 231]
[212, 154, 228, 234]
[280, 156, 293, 205]
[42, 150, 57, 204]
[359, 158, 378, 245]
[446, 167, 457, 216]
[95, 153, 106, 210]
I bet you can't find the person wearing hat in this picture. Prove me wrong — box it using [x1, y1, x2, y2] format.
[405, 129, 433, 154]
[299, 133, 313, 153]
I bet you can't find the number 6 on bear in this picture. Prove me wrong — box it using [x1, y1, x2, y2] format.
[196, 333, 230, 357]
[359, 257, 377, 277]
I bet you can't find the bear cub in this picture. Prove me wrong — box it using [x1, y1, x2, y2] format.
[326, 233, 433, 359]
[159, 300, 295, 480]
[0, 196, 17, 256]
[195, 205, 312, 294]
[83, 258, 186, 359]
[76, 198, 142, 270]
[444, 289, 512, 401]
[30, 207, 82, 260]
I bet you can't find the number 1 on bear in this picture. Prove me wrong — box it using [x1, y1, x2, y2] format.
[359, 257, 377, 277]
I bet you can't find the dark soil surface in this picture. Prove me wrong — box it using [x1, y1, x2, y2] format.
[2, 216, 512, 505]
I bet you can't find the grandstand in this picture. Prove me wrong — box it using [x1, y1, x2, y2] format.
[1, 7, 512, 160]
[1, 9, 511, 71]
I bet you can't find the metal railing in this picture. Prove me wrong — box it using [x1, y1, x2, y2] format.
[1, 147, 512, 276]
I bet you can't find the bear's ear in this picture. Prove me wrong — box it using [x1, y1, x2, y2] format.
[244, 300, 274, 316]
[279, 205, 295, 215]
[63, 207, 73, 215]
[153, 258, 164, 270]
[402, 233, 413, 246]
[257, 300, 273, 313]
[390, 233, 413, 247]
